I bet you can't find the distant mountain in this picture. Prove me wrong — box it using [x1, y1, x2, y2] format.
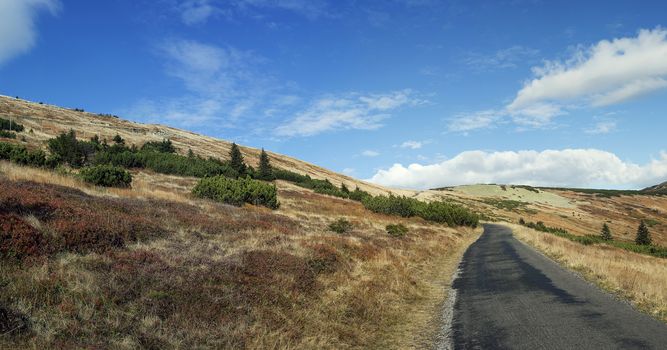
[643, 181, 667, 194]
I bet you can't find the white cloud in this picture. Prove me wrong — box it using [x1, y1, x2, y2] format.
[508, 27, 667, 119]
[400, 140, 423, 149]
[369, 149, 667, 190]
[585, 121, 617, 134]
[362, 150, 380, 157]
[276, 90, 420, 137]
[0, 0, 60, 66]
[452, 28, 667, 133]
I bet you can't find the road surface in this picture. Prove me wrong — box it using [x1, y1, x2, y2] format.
[448, 224, 667, 349]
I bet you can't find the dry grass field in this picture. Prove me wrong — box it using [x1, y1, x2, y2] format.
[2, 94, 666, 349]
[0, 160, 480, 349]
[509, 223, 667, 322]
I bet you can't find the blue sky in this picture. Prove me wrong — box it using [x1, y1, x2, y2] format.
[1, 0, 667, 189]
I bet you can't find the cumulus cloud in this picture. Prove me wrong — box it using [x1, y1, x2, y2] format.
[276, 90, 420, 137]
[369, 149, 667, 190]
[450, 28, 667, 132]
[400, 140, 423, 149]
[0, 0, 60, 66]
[508, 27, 667, 121]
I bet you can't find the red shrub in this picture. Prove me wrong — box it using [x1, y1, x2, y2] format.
[0, 213, 44, 258]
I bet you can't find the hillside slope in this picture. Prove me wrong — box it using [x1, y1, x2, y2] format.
[0, 94, 484, 349]
[0, 95, 396, 195]
[644, 181, 667, 195]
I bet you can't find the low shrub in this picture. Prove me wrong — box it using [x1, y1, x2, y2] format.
[273, 169, 372, 202]
[0, 130, 16, 139]
[328, 218, 353, 234]
[0, 117, 24, 132]
[79, 165, 132, 187]
[47, 130, 90, 167]
[386, 224, 408, 237]
[192, 176, 279, 209]
[0, 142, 47, 167]
[141, 139, 176, 153]
[362, 194, 479, 228]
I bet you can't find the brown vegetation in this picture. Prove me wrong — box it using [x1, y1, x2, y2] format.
[0, 161, 480, 348]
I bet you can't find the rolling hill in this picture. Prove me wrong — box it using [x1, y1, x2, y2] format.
[1, 94, 666, 348]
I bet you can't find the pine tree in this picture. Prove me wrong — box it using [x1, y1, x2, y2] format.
[635, 221, 652, 245]
[187, 148, 195, 158]
[258, 148, 274, 180]
[340, 183, 350, 193]
[229, 142, 246, 177]
[600, 223, 612, 241]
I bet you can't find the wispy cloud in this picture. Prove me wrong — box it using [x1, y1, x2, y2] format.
[0, 0, 61, 66]
[399, 140, 423, 149]
[178, 0, 228, 25]
[447, 110, 504, 132]
[369, 149, 667, 190]
[361, 150, 380, 157]
[462, 45, 539, 72]
[276, 90, 422, 137]
[174, 0, 329, 25]
[585, 120, 617, 134]
[124, 39, 291, 132]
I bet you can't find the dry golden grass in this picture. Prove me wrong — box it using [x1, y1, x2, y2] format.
[0, 163, 481, 349]
[508, 222, 667, 322]
[0, 160, 193, 204]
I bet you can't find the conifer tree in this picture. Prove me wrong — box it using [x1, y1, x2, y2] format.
[635, 221, 652, 245]
[258, 148, 274, 180]
[600, 223, 612, 241]
[229, 142, 246, 177]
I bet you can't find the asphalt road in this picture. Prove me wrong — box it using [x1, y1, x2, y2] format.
[450, 224, 667, 349]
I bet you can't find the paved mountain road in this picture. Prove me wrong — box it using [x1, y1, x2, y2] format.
[446, 224, 667, 349]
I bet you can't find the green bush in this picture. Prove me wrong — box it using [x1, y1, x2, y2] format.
[79, 165, 132, 187]
[386, 224, 408, 237]
[47, 130, 88, 167]
[0, 142, 46, 167]
[192, 176, 279, 209]
[141, 139, 176, 153]
[274, 169, 310, 183]
[361, 194, 479, 228]
[0, 117, 24, 132]
[328, 218, 353, 234]
[0, 130, 16, 139]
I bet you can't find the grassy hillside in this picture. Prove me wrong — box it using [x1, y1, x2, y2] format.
[0, 96, 482, 348]
[0, 95, 398, 196]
